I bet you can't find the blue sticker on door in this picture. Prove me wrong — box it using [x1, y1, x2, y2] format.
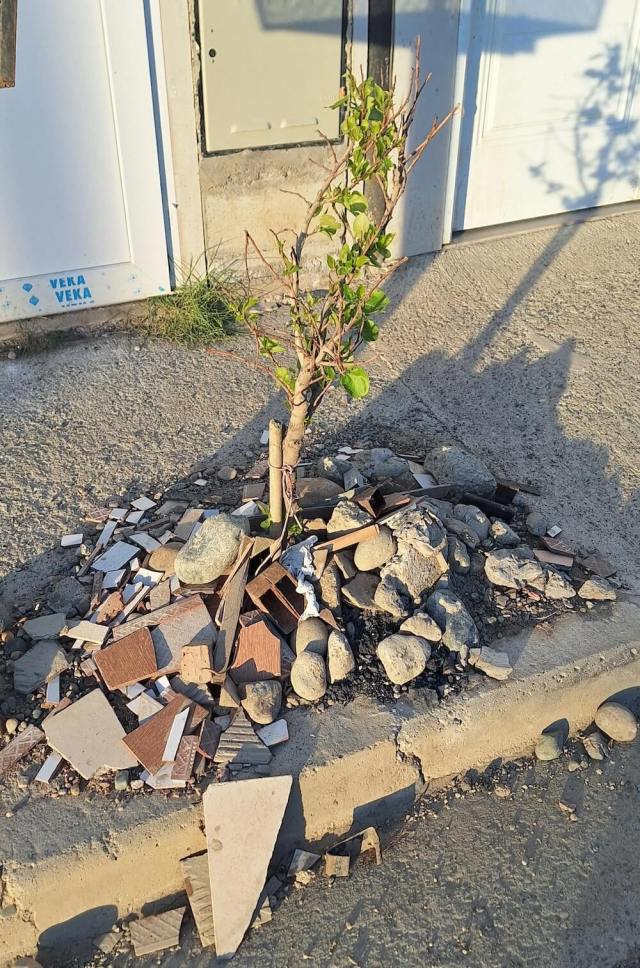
[49, 275, 93, 306]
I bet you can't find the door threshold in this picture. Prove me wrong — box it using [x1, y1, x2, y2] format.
[448, 199, 640, 248]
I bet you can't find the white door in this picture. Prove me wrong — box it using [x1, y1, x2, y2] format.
[454, 0, 640, 230]
[0, 0, 170, 322]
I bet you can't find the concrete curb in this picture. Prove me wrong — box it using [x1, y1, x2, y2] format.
[2, 600, 640, 961]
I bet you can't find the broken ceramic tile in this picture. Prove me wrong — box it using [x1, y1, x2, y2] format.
[23, 613, 66, 640]
[123, 694, 191, 774]
[203, 775, 292, 959]
[171, 734, 199, 781]
[140, 762, 186, 790]
[0, 725, 44, 776]
[127, 691, 163, 723]
[129, 907, 185, 956]
[229, 617, 282, 685]
[34, 751, 63, 783]
[130, 532, 162, 553]
[44, 689, 137, 779]
[44, 675, 61, 708]
[181, 853, 215, 947]
[181, 643, 213, 684]
[62, 620, 109, 646]
[102, 568, 126, 590]
[214, 709, 272, 766]
[162, 707, 190, 763]
[198, 719, 221, 760]
[256, 719, 289, 747]
[92, 541, 139, 574]
[61, 533, 83, 547]
[94, 628, 157, 691]
[13, 641, 69, 695]
[288, 848, 321, 877]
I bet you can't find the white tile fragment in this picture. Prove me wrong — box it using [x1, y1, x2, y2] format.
[260, 428, 269, 445]
[45, 676, 61, 706]
[155, 675, 171, 694]
[202, 509, 220, 519]
[126, 509, 144, 525]
[92, 541, 139, 574]
[131, 496, 156, 512]
[127, 692, 163, 722]
[162, 708, 189, 763]
[125, 682, 146, 699]
[231, 501, 259, 517]
[35, 752, 63, 783]
[61, 533, 83, 548]
[102, 568, 126, 590]
[547, 525, 563, 538]
[63, 621, 109, 645]
[96, 520, 117, 548]
[194, 478, 208, 487]
[109, 508, 128, 521]
[130, 533, 162, 553]
[256, 719, 289, 747]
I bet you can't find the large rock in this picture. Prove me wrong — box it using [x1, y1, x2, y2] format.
[47, 576, 91, 616]
[452, 504, 490, 541]
[315, 455, 353, 486]
[444, 517, 480, 550]
[578, 578, 617, 601]
[376, 544, 448, 617]
[149, 542, 182, 575]
[298, 477, 343, 508]
[342, 573, 379, 609]
[425, 589, 479, 659]
[241, 681, 282, 725]
[326, 500, 373, 535]
[526, 511, 547, 537]
[327, 631, 356, 683]
[353, 526, 396, 571]
[318, 560, 342, 616]
[350, 447, 408, 480]
[293, 618, 329, 656]
[424, 445, 496, 497]
[490, 520, 520, 548]
[484, 549, 545, 590]
[290, 651, 327, 701]
[175, 513, 249, 585]
[384, 507, 447, 557]
[594, 702, 637, 741]
[400, 611, 442, 642]
[377, 633, 429, 685]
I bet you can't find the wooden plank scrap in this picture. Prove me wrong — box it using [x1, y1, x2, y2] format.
[314, 524, 380, 554]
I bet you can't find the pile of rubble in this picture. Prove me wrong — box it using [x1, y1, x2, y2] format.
[0, 439, 621, 958]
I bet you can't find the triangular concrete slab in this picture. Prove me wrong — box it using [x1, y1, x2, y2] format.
[203, 775, 292, 959]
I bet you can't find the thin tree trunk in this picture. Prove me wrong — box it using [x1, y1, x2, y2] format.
[281, 366, 314, 520]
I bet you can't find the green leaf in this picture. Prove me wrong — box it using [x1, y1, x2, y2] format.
[364, 290, 389, 314]
[318, 212, 340, 237]
[362, 318, 379, 342]
[275, 366, 296, 394]
[258, 335, 284, 356]
[352, 212, 370, 239]
[341, 365, 370, 399]
[346, 191, 368, 214]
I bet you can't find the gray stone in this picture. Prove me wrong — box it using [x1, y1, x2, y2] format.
[333, 551, 357, 581]
[174, 513, 249, 585]
[447, 536, 470, 574]
[326, 500, 373, 535]
[114, 769, 129, 792]
[298, 477, 343, 508]
[484, 549, 545, 589]
[0, 599, 14, 633]
[535, 730, 564, 761]
[490, 520, 520, 547]
[424, 445, 496, 497]
[444, 517, 480, 550]
[342, 572, 379, 609]
[526, 511, 547, 537]
[594, 702, 637, 742]
[353, 526, 396, 571]
[217, 465, 237, 481]
[23, 613, 66, 640]
[469, 646, 513, 680]
[577, 577, 617, 601]
[293, 618, 329, 656]
[327, 631, 355, 683]
[425, 589, 479, 659]
[13, 640, 69, 695]
[290, 652, 327, 702]
[582, 729, 609, 760]
[544, 571, 576, 600]
[377, 633, 429, 685]
[399, 611, 442, 642]
[385, 507, 447, 557]
[315, 456, 353, 486]
[452, 504, 490, 541]
[350, 447, 408, 480]
[47, 576, 91, 616]
[376, 543, 448, 617]
[318, 560, 342, 615]
[241, 681, 282, 725]
[421, 498, 453, 520]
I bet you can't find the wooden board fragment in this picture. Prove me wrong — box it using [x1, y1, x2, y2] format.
[229, 617, 281, 684]
[181, 853, 216, 947]
[213, 709, 271, 766]
[94, 628, 157, 691]
[314, 524, 380, 554]
[123, 694, 190, 774]
[129, 908, 185, 956]
[203, 775, 292, 959]
[0, 725, 44, 776]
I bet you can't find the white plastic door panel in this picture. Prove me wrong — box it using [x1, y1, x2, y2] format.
[0, 0, 170, 321]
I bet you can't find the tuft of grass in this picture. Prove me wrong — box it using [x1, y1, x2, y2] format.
[147, 261, 241, 347]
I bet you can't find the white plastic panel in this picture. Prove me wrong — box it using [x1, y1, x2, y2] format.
[199, 0, 344, 152]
